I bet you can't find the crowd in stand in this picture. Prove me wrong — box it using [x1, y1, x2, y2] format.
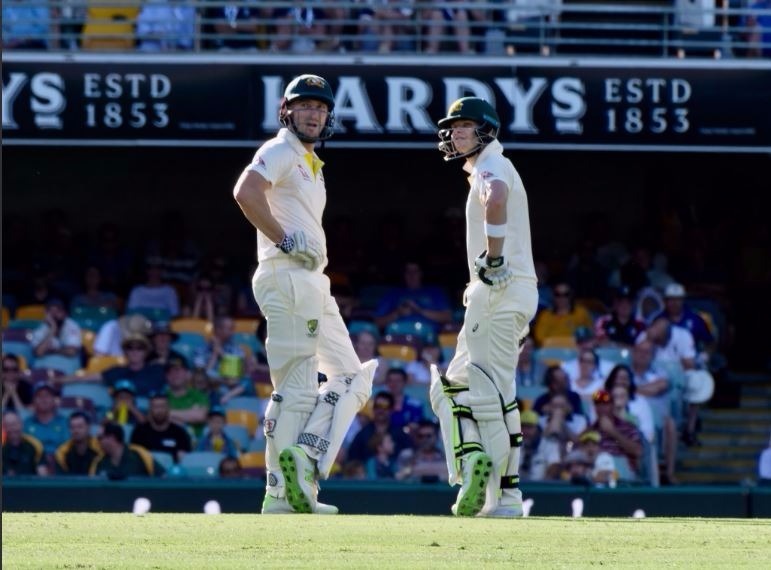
[4, 196, 762, 487]
[1, 0, 769, 56]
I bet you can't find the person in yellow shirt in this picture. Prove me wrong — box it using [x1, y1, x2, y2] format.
[533, 281, 594, 347]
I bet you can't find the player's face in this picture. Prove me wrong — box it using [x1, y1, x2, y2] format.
[448, 119, 479, 154]
[289, 99, 329, 139]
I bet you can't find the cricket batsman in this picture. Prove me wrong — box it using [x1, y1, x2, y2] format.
[233, 74, 377, 514]
[431, 97, 538, 517]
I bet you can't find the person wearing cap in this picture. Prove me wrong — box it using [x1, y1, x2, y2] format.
[2, 411, 47, 476]
[195, 406, 239, 458]
[594, 285, 647, 348]
[519, 409, 562, 482]
[107, 379, 146, 427]
[65, 332, 166, 398]
[588, 389, 643, 482]
[165, 357, 209, 436]
[90, 421, 163, 478]
[147, 321, 185, 367]
[654, 283, 716, 364]
[561, 449, 595, 485]
[54, 411, 102, 475]
[576, 429, 616, 486]
[130, 392, 192, 463]
[92, 313, 153, 358]
[29, 298, 83, 374]
[23, 381, 69, 461]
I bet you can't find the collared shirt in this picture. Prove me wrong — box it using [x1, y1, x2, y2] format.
[463, 139, 536, 283]
[29, 318, 82, 351]
[24, 413, 69, 455]
[247, 128, 327, 268]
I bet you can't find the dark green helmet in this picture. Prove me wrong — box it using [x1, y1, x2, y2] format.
[283, 74, 335, 111]
[437, 97, 500, 131]
[437, 97, 500, 161]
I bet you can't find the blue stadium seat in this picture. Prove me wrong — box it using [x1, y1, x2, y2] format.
[179, 451, 224, 478]
[384, 319, 436, 345]
[224, 396, 264, 415]
[594, 346, 631, 366]
[348, 320, 381, 339]
[127, 307, 171, 323]
[62, 383, 113, 412]
[2, 339, 35, 365]
[222, 424, 251, 451]
[71, 306, 118, 331]
[151, 451, 175, 473]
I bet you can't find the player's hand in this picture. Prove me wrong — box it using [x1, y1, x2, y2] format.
[276, 230, 324, 270]
[474, 251, 514, 290]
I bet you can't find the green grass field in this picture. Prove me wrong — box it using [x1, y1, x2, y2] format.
[3, 513, 769, 569]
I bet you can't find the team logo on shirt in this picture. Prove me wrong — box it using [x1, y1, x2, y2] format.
[297, 165, 311, 181]
[307, 319, 319, 336]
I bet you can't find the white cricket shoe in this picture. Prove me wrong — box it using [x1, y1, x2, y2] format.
[480, 503, 524, 518]
[452, 451, 493, 517]
[261, 494, 338, 515]
[279, 445, 320, 514]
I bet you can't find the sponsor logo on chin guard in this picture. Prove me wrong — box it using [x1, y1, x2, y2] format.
[307, 319, 319, 337]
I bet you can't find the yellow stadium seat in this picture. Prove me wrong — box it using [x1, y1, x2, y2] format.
[438, 331, 458, 348]
[1, 306, 9, 328]
[81, 4, 140, 51]
[697, 310, 719, 342]
[225, 409, 259, 437]
[240, 451, 266, 469]
[15, 304, 46, 320]
[378, 343, 418, 362]
[82, 330, 96, 356]
[233, 318, 261, 334]
[83, 354, 126, 375]
[171, 317, 212, 337]
[541, 336, 577, 349]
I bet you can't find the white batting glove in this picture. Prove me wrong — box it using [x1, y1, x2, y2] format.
[276, 230, 324, 270]
[474, 251, 514, 291]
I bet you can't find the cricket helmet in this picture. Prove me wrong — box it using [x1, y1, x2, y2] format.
[437, 97, 500, 161]
[280, 74, 336, 143]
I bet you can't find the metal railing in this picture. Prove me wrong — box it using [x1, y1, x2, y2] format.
[1, 1, 769, 58]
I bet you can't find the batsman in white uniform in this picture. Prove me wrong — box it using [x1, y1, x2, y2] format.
[233, 74, 377, 515]
[432, 97, 538, 517]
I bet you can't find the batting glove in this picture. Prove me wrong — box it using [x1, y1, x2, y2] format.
[474, 251, 514, 290]
[276, 230, 324, 270]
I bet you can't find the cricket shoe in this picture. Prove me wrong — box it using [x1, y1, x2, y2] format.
[261, 494, 338, 515]
[279, 445, 319, 514]
[479, 502, 524, 518]
[452, 451, 493, 517]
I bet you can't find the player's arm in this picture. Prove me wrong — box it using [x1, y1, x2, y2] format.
[484, 179, 508, 258]
[233, 169, 284, 243]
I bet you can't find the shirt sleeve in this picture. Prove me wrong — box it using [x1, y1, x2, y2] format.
[248, 143, 292, 186]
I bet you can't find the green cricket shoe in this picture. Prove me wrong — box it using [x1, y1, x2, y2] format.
[279, 445, 318, 514]
[453, 451, 493, 517]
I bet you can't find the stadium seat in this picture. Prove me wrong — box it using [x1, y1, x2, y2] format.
[576, 297, 609, 318]
[151, 451, 175, 473]
[239, 451, 266, 477]
[348, 320, 381, 339]
[232, 331, 264, 358]
[248, 436, 266, 452]
[438, 331, 458, 348]
[171, 317, 212, 337]
[357, 285, 392, 311]
[171, 332, 208, 366]
[403, 383, 429, 409]
[233, 318, 260, 334]
[225, 409, 259, 437]
[594, 346, 631, 365]
[7, 318, 43, 330]
[251, 369, 273, 399]
[1, 306, 9, 328]
[541, 336, 578, 349]
[33, 354, 81, 375]
[3, 328, 33, 342]
[517, 385, 547, 410]
[71, 306, 118, 331]
[2, 339, 35, 365]
[83, 354, 126, 375]
[384, 320, 437, 345]
[15, 304, 46, 320]
[61, 383, 113, 411]
[222, 424, 251, 452]
[59, 396, 96, 421]
[81, 329, 96, 356]
[224, 396, 264, 415]
[81, 5, 140, 51]
[378, 343, 418, 364]
[179, 451, 224, 478]
[127, 307, 171, 323]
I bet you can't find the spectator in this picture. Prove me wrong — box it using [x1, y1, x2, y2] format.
[515, 335, 537, 387]
[594, 285, 647, 348]
[353, 330, 388, 385]
[532, 281, 594, 347]
[183, 273, 217, 320]
[422, 0, 474, 54]
[105, 379, 146, 427]
[126, 259, 180, 318]
[373, 260, 452, 336]
[519, 409, 562, 481]
[29, 298, 83, 374]
[1, 0, 55, 50]
[92, 313, 153, 358]
[193, 316, 258, 387]
[563, 348, 606, 417]
[1, 354, 33, 412]
[365, 432, 399, 479]
[130, 392, 192, 463]
[218, 456, 244, 478]
[532, 365, 585, 422]
[394, 420, 447, 483]
[576, 429, 616, 486]
[165, 357, 210, 436]
[2, 411, 47, 476]
[23, 381, 69, 461]
[86, 223, 135, 295]
[146, 321, 186, 366]
[560, 449, 595, 485]
[384, 367, 424, 432]
[90, 422, 163, 478]
[136, 0, 196, 51]
[355, 0, 416, 53]
[759, 432, 771, 484]
[54, 411, 102, 475]
[196, 406, 239, 458]
[634, 286, 665, 325]
[70, 266, 120, 312]
[347, 391, 413, 463]
[588, 389, 643, 481]
[654, 283, 715, 367]
[71, 332, 166, 398]
[604, 364, 654, 444]
[204, 0, 265, 51]
[405, 342, 443, 385]
[745, 0, 771, 58]
[538, 392, 588, 456]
